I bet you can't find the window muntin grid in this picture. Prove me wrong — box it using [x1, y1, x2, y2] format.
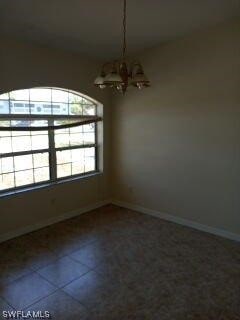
[0, 88, 96, 116]
[0, 88, 98, 193]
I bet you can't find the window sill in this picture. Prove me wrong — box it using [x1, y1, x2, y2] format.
[0, 171, 102, 199]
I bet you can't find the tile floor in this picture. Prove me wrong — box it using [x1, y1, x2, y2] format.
[0, 205, 239, 319]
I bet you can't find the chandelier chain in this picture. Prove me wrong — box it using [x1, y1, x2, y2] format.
[122, 0, 127, 59]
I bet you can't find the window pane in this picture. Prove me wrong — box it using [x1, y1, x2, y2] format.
[74, 151, 84, 176]
[52, 89, 68, 103]
[0, 173, 14, 190]
[0, 130, 11, 138]
[0, 121, 11, 137]
[69, 103, 82, 115]
[30, 102, 46, 115]
[0, 137, 12, 154]
[83, 132, 95, 144]
[33, 153, 49, 168]
[57, 163, 71, 178]
[14, 154, 33, 171]
[9, 120, 48, 131]
[55, 133, 70, 148]
[84, 147, 95, 172]
[1, 157, 14, 173]
[56, 150, 71, 164]
[83, 123, 95, 133]
[0, 127, 48, 155]
[12, 136, 32, 152]
[11, 120, 31, 130]
[30, 121, 48, 130]
[0, 100, 10, 114]
[71, 148, 84, 161]
[70, 125, 82, 133]
[56, 147, 96, 179]
[0, 152, 50, 191]
[34, 167, 49, 183]
[85, 157, 95, 172]
[55, 124, 95, 147]
[30, 88, 51, 102]
[69, 133, 83, 146]
[12, 130, 30, 137]
[83, 104, 95, 115]
[84, 147, 95, 157]
[31, 134, 48, 150]
[52, 103, 67, 115]
[15, 169, 34, 187]
[55, 126, 69, 134]
[55, 125, 86, 147]
[10, 101, 30, 114]
[55, 120, 95, 147]
[0, 93, 9, 100]
[10, 89, 29, 101]
[72, 162, 84, 175]
[69, 93, 82, 104]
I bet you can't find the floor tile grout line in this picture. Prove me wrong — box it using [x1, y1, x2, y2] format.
[59, 267, 135, 314]
[0, 296, 17, 312]
[22, 287, 59, 312]
[26, 238, 99, 273]
[57, 267, 111, 313]
[35, 264, 93, 290]
[59, 268, 98, 290]
[58, 288, 92, 313]
[0, 268, 33, 288]
[0, 272, 59, 311]
[61, 238, 99, 256]
[28, 253, 69, 272]
[0, 270, 36, 292]
[1, 205, 239, 316]
[68, 249, 116, 270]
[1, 253, 70, 287]
[66, 254, 97, 270]
[60, 265, 115, 292]
[0, 231, 126, 290]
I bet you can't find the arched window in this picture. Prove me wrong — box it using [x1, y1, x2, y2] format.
[0, 87, 102, 193]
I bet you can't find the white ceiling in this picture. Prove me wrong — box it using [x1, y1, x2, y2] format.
[0, 0, 239, 60]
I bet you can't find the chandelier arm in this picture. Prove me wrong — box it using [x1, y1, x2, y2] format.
[129, 60, 142, 76]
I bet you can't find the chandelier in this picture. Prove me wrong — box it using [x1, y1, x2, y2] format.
[94, 0, 150, 94]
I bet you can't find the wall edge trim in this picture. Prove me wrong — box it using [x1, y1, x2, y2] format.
[111, 199, 240, 242]
[0, 199, 110, 243]
[1, 198, 239, 243]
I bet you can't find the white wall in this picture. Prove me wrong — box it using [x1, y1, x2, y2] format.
[0, 38, 111, 239]
[112, 18, 240, 236]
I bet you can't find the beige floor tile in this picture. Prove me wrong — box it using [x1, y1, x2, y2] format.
[26, 290, 89, 320]
[37, 256, 90, 287]
[0, 273, 56, 310]
[0, 205, 239, 318]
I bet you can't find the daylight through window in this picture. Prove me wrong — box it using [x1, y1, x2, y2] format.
[0, 88, 100, 192]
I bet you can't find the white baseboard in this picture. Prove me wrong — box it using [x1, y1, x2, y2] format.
[111, 199, 240, 243]
[1, 198, 239, 243]
[0, 199, 110, 243]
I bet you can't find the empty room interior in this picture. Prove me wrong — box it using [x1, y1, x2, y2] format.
[0, 0, 240, 319]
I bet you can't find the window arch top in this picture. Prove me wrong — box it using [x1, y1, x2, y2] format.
[0, 87, 101, 131]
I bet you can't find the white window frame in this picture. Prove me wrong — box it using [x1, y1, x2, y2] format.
[0, 88, 102, 195]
